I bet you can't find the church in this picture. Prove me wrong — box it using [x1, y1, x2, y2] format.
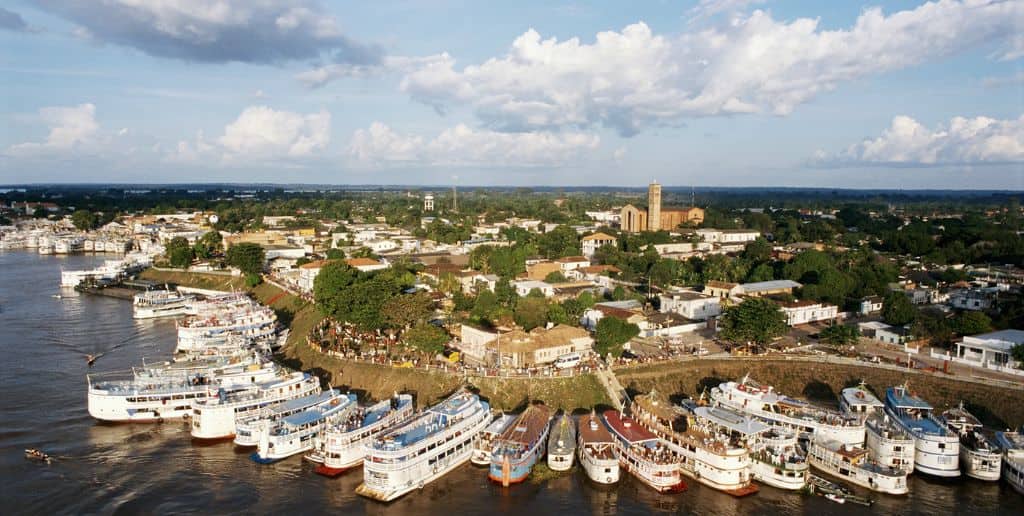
[620, 182, 704, 233]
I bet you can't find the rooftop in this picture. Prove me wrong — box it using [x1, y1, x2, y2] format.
[741, 279, 802, 292]
[581, 232, 617, 241]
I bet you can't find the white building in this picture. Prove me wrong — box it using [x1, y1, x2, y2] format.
[513, 280, 555, 297]
[778, 300, 838, 326]
[555, 256, 590, 271]
[695, 228, 761, 244]
[859, 296, 884, 315]
[953, 329, 1024, 371]
[346, 257, 389, 272]
[581, 232, 617, 258]
[658, 290, 721, 321]
[949, 289, 995, 311]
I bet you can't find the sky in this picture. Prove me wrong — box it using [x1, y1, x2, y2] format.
[0, 0, 1022, 189]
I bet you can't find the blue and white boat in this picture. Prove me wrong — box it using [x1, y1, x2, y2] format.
[356, 390, 492, 502]
[310, 393, 416, 476]
[190, 372, 321, 440]
[235, 389, 345, 447]
[489, 404, 552, 486]
[252, 391, 357, 463]
[884, 384, 960, 477]
[995, 430, 1024, 495]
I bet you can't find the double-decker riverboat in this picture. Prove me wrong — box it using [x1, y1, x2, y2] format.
[310, 393, 415, 476]
[356, 390, 492, 502]
[577, 412, 619, 485]
[603, 410, 685, 493]
[632, 392, 758, 496]
[189, 372, 321, 440]
[133, 289, 196, 319]
[942, 403, 1001, 481]
[251, 391, 357, 463]
[884, 385, 960, 477]
[234, 389, 345, 447]
[807, 437, 909, 495]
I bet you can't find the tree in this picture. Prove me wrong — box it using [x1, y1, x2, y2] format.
[538, 225, 580, 258]
[742, 238, 773, 263]
[71, 210, 97, 231]
[193, 231, 222, 259]
[166, 236, 194, 268]
[383, 291, 435, 329]
[611, 285, 627, 301]
[544, 271, 568, 283]
[326, 248, 345, 260]
[314, 261, 360, 316]
[912, 307, 954, 348]
[719, 298, 787, 347]
[594, 317, 640, 357]
[471, 290, 500, 324]
[403, 322, 449, 354]
[1011, 343, 1024, 369]
[951, 311, 992, 336]
[819, 324, 861, 346]
[514, 295, 549, 331]
[881, 292, 916, 326]
[225, 243, 265, 275]
[547, 303, 570, 326]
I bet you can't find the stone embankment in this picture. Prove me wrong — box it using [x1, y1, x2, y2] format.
[616, 357, 1024, 429]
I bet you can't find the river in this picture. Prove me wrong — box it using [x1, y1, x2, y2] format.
[1, 250, 1021, 515]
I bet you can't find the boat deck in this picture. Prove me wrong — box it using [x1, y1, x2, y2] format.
[603, 410, 657, 444]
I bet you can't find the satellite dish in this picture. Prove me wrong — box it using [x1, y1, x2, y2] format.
[209, 214, 219, 224]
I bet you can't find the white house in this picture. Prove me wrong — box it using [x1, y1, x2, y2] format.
[859, 296, 884, 315]
[555, 256, 590, 271]
[953, 329, 1024, 370]
[513, 280, 555, 297]
[581, 232, 617, 258]
[296, 260, 328, 293]
[659, 290, 721, 321]
[778, 300, 838, 326]
[345, 257, 389, 272]
[949, 289, 995, 311]
[458, 324, 498, 365]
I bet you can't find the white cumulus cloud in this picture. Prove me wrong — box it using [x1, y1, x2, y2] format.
[172, 106, 331, 164]
[347, 122, 600, 167]
[400, 0, 1024, 136]
[814, 114, 1024, 166]
[7, 103, 100, 155]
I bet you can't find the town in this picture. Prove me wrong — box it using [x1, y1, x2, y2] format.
[3, 183, 1024, 505]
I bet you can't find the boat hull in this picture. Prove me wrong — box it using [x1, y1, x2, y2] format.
[580, 452, 619, 485]
[750, 460, 807, 491]
[547, 451, 574, 471]
[961, 448, 1001, 481]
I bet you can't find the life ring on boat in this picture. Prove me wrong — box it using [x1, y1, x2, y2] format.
[606, 477, 612, 483]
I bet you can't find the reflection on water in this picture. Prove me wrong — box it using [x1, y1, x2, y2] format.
[1, 250, 1023, 515]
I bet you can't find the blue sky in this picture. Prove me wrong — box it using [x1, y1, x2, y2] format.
[0, 0, 1021, 189]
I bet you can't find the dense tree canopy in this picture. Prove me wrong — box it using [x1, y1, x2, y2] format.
[594, 317, 640, 357]
[719, 298, 787, 346]
[881, 292, 916, 326]
[225, 243, 265, 275]
[166, 236, 194, 269]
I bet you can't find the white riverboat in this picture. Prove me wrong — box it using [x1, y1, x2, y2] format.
[471, 413, 515, 466]
[133, 290, 196, 319]
[184, 292, 254, 315]
[807, 437, 909, 495]
[603, 410, 686, 493]
[234, 389, 344, 447]
[189, 372, 321, 440]
[884, 385, 960, 478]
[748, 426, 808, 491]
[711, 376, 865, 446]
[87, 357, 280, 422]
[356, 390, 492, 502]
[865, 414, 915, 474]
[577, 412, 620, 485]
[942, 403, 1001, 481]
[547, 414, 577, 472]
[310, 393, 416, 476]
[252, 391, 357, 463]
[632, 393, 758, 496]
[995, 431, 1024, 495]
[176, 306, 277, 353]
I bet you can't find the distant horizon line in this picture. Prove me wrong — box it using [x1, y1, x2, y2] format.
[2, 182, 1022, 193]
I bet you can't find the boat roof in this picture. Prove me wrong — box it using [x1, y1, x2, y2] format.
[362, 395, 413, 426]
[603, 410, 657, 444]
[498, 405, 551, 444]
[485, 413, 516, 434]
[996, 431, 1024, 451]
[886, 387, 932, 410]
[841, 386, 884, 408]
[695, 406, 769, 435]
[276, 390, 339, 413]
[578, 414, 614, 444]
[282, 394, 354, 426]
